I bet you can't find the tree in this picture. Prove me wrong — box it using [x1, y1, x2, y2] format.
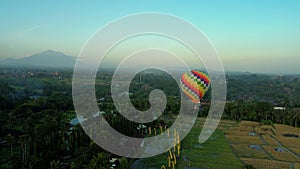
[85, 152, 110, 169]
[248, 111, 257, 121]
[49, 160, 61, 169]
[118, 157, 128, 169]
[6, 134, 15, 157]
[19, 134, 29, 162]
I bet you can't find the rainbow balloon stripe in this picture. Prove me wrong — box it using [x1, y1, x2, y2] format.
[180, 70, 210, 103]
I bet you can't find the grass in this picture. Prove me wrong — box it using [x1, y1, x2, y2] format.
[9, 84, 25, 90]
[139, 155, 169, 169]
[177, 128, 243, 169]
[138, 119, 300, 168]
[138, 122, 243, 169]
[65, 111, 76, 120]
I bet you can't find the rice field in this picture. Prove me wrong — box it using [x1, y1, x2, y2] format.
[274, 124, 300, 136]
[295, 163, 300, 169]
[194, 119, 300, 168]
[226, 135, 264, 145]
[223, 130, 249, 136]
[261, 135, 278, 146]
[241, 158, 291, 169]
[231, 144, 270, 159]
[263, 146, 300, 163]
[222, 120, 300, 169]
[275, 136, 300, 149]
[239, 121, 260, 127]
[230, 125, 254, 132]
[177, 128, 243, 169]
[291, 148, 300, 156]
[137, 119, 300, 169]
[255, 125, 276, 135]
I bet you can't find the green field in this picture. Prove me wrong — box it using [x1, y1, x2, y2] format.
[177, 128, 243, 169]
[138, 119, 300, 169]
[137, 122, 243, 169]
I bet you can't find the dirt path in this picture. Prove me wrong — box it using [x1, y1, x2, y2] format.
[270, 135, 300, 160]
[290, 163, 295, 169]
[256, 131, 275, 159]
[258, 134, 268, 145]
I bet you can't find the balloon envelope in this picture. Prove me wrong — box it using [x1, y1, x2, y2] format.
[180, 70, 210, 103]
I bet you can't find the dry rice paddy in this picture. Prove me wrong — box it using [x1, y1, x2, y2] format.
[295, 163, 300, 169]
[226, 135, 264, 145]
[275, 136, 300, 148]
[261, 135, 278, 146]
[241, 158, 291, 169]
[263, 145, 300, 163]
[231, 144, 270, 159]
[291, 148, 300, 156]
[274, 124, 300, 136]
[221, 120, 300, 169]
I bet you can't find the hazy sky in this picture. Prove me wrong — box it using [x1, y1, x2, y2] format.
[0, 0, 299, 73]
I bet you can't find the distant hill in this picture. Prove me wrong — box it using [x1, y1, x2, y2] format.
[0, 50, 76, 68]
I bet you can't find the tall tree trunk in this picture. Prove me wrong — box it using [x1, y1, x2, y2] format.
[10, 143, 13, 157]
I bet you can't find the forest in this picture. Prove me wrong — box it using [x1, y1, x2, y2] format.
[0, 67, 300, 169]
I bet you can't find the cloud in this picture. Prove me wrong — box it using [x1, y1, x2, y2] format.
[3, 24, 44, 40]
[22, 25, 42, 33]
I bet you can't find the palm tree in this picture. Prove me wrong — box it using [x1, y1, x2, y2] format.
[85, 152, 110, 169]
[49, 160, 61, 169]
[19, 134, 29, 161]
[25, 155, 37, 169]
[6, 134, 15, 157]
[292, 111, 300, 127]
[118, 157, 128, 169]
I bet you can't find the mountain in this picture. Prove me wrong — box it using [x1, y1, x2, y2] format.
[0, 50, 76, 68]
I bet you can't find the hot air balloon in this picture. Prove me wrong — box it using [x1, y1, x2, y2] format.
[180, 70, 210, 105]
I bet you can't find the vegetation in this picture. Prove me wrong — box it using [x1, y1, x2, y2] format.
[1, 67, 300, 168]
